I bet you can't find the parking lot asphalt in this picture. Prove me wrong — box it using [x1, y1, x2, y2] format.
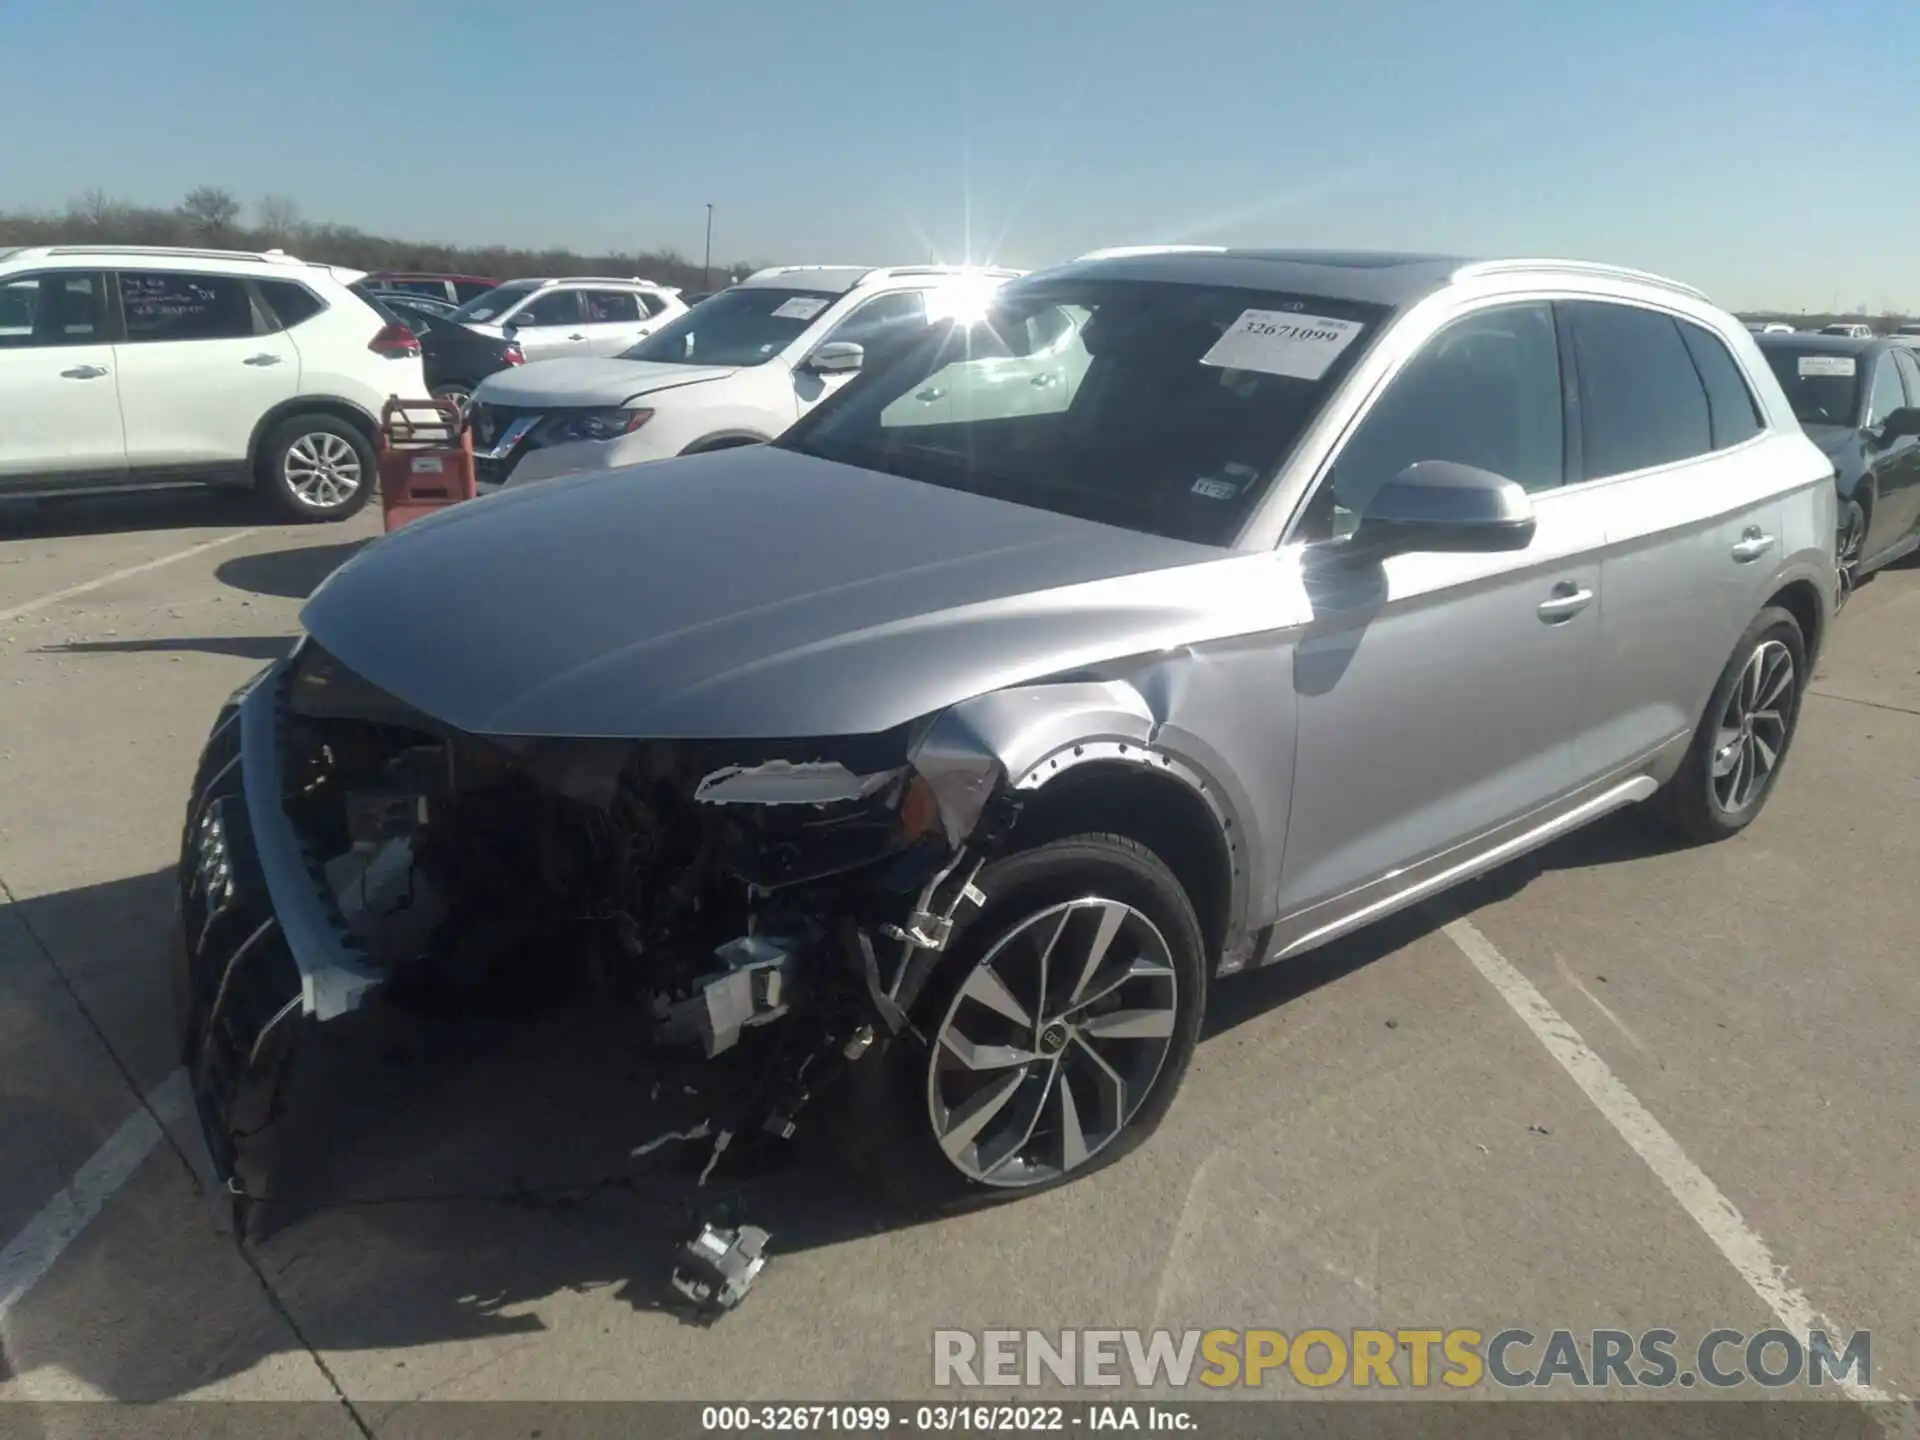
[0, 492, 1914, 1426]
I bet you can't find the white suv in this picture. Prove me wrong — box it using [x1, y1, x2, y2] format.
[0, 244, 427, 521]
[466, 264, 1022, 489]
[447, 277, 687, 363]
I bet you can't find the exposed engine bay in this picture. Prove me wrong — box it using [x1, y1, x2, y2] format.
[243, 642, 1016, 1308]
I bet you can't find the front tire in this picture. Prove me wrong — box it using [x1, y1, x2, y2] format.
[1650, 606, 1808, 844]
[256, 415, 375, 523]
[846, 834, 1207, 1207]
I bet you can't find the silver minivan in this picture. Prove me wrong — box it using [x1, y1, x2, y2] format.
[177, 249, 1837, 1219]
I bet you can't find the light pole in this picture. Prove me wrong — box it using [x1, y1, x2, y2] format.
[703, 204, 713, 289]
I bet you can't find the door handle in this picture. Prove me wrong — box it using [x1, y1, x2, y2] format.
[1537, 581, 1594, 623]
[242, 353, 283, 366]
[1730, 528, 1775, 563]
[60, 364, 109, 379]
[567, 333, 587, 341]
[916, 387, 947, 402]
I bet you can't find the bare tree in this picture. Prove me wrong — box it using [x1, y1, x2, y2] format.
[69, 187, 123, 230]
[256, 194, 300, 243]
[179, 185, 242, 238]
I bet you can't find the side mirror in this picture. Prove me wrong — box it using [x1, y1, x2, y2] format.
[807, 340, 865, 374]
[1877, 406, 1920, 440]
[1348, 461, 1537, 556]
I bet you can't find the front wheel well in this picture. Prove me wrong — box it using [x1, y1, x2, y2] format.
[1765, 579, 1826, 663]
[1004, 762, 1234, 968]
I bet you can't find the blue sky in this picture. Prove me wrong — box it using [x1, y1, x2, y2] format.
[1, 0, 1913, 311]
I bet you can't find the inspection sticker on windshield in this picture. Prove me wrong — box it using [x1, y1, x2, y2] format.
[772, 296, 829, 321]
[1799, 355, 1856, 378]
[1199, 310, 1363, 380]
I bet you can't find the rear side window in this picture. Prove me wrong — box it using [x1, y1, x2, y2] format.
[256, 279, 327, 331]
[0, 272, 106, 348]
[1677, 322, 1763, 448]
[582, 289, 641, 323]
[118, 271, 258, 343]
[1562, 301, 1711, 479]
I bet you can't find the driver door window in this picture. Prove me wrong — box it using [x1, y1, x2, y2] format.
[1865, 356, 1905, 428]
[819, 291, 929, 370]
[507, 289, 587, 361]
[1298, 301, 1564, 542]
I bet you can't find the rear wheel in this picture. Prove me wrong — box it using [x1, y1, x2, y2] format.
[256, 415, 375, 523]
[839, 834, 1207, 1207]
[430, 380, 474, 409]
[1649, 606, 1807, 843]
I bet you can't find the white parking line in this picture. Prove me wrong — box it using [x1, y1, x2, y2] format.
[0, 531, 257, 625]
[0, 1067, 188, 1323]
[1443, 914, 1911, 1423]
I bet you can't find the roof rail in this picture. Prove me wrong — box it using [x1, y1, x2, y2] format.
[544, 274, 673, 286]
[1073, 244, 1229, 262]
[857, 264, 1023, 283]
[1452, 257, 1708, 301]
[39, 244, 312, 266]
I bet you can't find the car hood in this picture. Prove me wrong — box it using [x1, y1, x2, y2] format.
[470, 358, 738, 408]
[301, 446, 1237, 739]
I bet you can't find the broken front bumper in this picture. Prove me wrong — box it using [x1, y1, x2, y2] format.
[174, 661, 386, 1187]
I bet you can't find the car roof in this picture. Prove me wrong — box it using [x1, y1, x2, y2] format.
[737, 264, 1025, 295]
[1755, 332, 1885, 356]
[1033, 246, 1708, 311]
[0, 244, 366, 287]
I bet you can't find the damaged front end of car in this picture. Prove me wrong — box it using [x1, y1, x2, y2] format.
[174, 639, 1019, 1263]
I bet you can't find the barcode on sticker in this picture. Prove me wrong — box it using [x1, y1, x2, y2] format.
[1798, 355, 1856, 378]
[1200, 310, 1364, 380]
[411, 456, 445, 473]
[772, 297, 829, 321]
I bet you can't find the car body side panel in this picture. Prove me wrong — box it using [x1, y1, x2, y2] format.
[1271, 515, 1600, 923]
[915, 629, 1307, 970]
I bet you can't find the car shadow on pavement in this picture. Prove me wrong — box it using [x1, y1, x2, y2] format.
[215, 540, 370, 601]
[0, 489, 253, 539]
[34, 636, 298, 662]
[11, 812, 1691, 1401]
[1207, 806, 1688, 1038]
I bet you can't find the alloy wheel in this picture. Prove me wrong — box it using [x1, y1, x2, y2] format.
[1710, 638, 1794, 814]
[927, 897, 1180, 1189]
[283, 432, 364, 510]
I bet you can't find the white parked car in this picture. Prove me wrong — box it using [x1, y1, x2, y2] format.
[466, 264, 1024, 489]
[1819, 322, 1874, 338]
[447, 276, 687, 363]
[0, 244, 426, 520]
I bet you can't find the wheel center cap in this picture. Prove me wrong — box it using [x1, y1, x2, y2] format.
[1039, 1022, 1070, 1055]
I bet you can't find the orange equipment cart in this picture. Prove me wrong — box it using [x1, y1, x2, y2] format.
[376, 397, 476, 532]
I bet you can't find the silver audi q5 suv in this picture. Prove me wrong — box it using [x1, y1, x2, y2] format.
[177, 248, 1837, 1217]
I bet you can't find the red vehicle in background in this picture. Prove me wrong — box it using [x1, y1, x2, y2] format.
[364, 272, 499, 306]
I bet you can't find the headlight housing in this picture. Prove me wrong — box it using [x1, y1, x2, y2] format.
[546, 407, 653, 444]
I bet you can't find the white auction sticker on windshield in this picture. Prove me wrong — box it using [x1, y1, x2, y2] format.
[1798, 355, 1856, 378]
[1200, 310, 1363, 380]
[772, 296, 829, 321]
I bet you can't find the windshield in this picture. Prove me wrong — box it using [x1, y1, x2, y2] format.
[778, 279, 1386, 546]
[451, 280, 540, 324]
[1761, 347, 1860, 426]
[620, 286, 838, 366]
